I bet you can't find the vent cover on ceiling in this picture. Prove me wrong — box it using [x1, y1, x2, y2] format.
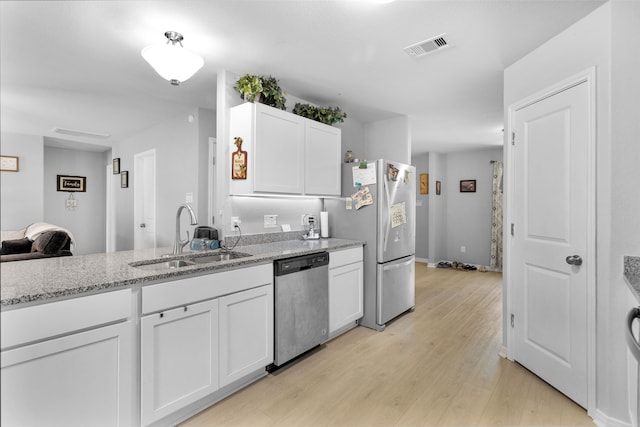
[403, 33, 449, 58]
[52, 127, 111, 139]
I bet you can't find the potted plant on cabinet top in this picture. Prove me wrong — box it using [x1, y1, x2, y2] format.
[234, 74, 287, 110]
[292, 102, 347, 126]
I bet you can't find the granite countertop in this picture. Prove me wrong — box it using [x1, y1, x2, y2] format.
[0, 237, 364, 308]
[624, 256, 640, 302]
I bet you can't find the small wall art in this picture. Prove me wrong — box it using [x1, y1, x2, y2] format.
[232, 136, 247, 180]
[420, 173, 428, 194]
[1, 155, 19, 172]
[113, 158, 121, 174]
[121, 171, 129, 188]
[460, 179, 476, 193]
[436, 181, 442, 195]
[57, 175, 86, 192]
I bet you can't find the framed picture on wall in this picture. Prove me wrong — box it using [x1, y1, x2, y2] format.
[460, 179, 476, 193]
[56, 175, 86, 192]
[420, 173, 428, 194]
[1, 155, 19, 172]
[121, 171, 129, 188]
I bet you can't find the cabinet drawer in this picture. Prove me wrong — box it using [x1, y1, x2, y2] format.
[329, 246, 363, 269]
[1, 289, 131, 350]
[142, 263, 272, 314]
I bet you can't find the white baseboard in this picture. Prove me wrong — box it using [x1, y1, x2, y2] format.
[593, 409, 633, 427]
[498, 346, 509, 359]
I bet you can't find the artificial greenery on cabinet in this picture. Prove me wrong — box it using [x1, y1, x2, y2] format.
[292, 103, 347, 125]
[234, 74, 287, 110]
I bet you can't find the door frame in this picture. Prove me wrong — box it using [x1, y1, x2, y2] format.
[106, 163, 116, 252]
[504, 67, 597, 414]
[134, 149, 157, 250]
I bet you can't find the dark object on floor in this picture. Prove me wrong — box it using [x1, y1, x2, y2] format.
[437, 261, 451, 268]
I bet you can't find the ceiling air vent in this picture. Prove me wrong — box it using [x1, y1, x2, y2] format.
[404, 33, 449, 58]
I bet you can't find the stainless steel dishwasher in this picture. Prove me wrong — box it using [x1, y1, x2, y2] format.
[270, 252, 329, 370]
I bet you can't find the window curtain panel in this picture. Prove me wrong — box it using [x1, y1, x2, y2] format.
[490, 161, 503, 271]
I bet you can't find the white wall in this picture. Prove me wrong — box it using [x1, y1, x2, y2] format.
[413, 153, 429, 262]
[428, 152, 447, 265]
[505, 2, 639, 424]
[0, 132, 44, 230]
[445, 148, 502, 266]
[113, 107, 214, 250]
[363, 116, 410, 164]
[610, 2, 640, 425]
[43, 146, 107, 255]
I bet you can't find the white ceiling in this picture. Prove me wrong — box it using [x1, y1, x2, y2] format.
[0, 0, 605, 155]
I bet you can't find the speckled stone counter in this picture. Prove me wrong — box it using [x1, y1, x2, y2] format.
[0, 238, 363, 308]
[624, 256, 640, 302]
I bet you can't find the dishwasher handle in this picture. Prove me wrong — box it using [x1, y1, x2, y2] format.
[627, 306, 640, 362]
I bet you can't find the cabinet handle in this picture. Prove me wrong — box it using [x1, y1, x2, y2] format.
[183, 306, 188, 312]
[159, 312, 164, 318]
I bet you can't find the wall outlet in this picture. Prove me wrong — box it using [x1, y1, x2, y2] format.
[264, 214, 278, 228]
[231, 216, 241, 227]
[461, 246, 466, 253]
[185, 192, 193, 203]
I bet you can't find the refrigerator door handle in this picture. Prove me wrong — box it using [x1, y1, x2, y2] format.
[382, 257, 414, 271]
[383, 178, 391, 252]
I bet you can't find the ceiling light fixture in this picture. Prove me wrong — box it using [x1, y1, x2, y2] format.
[141, 31, 204, 86]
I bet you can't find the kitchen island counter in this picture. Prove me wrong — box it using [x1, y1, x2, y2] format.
[1, 237, 364, 308]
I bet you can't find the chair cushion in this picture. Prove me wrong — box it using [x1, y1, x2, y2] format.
[31, 231, 70, 255]
[0, 238, 33, 255]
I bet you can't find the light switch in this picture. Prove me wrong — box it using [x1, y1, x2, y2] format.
[185, 192, 193, 203]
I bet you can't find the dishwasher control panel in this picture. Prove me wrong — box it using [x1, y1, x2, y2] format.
[274, 252, 329, 276]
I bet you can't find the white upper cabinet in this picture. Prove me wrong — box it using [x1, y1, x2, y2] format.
[229, 102, 341, 196]
[305, 120, 341, 196]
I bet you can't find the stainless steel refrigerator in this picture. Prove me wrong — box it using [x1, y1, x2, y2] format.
[325, 159, 416, 331]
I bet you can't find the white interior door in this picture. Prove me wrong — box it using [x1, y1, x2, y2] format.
[511, 79, 592, 408]
[134, 149, 156, 250]
[106, 164, 115, 252]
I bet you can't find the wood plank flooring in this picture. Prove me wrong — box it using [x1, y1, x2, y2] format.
[181, 264, 593, 427]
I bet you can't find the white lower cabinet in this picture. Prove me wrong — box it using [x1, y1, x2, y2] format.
[1, 290, 133, 427]
[140, 264, 273, 425]
[141, 299, 219, 426]
[219, 284, 274, 386]
[329, 246, 364, 338]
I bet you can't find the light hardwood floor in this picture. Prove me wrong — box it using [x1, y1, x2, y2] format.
[181, 264, 593, 427]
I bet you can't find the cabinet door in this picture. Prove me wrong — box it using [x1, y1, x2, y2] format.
[305, 120, 341, 195]
[254, 105, 305, 194]
[141, 299, 219, 426]
[219, 284, 274, 387]
[1, 321, 133, 427]
[329, 261, 364, 335]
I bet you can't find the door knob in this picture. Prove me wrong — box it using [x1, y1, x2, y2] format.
[566, 255, 583, 266]
[139, 223, 146, 228]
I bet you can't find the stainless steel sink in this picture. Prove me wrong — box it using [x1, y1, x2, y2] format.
[189, 252, 252, 264]
[132, 259, 196, 271]
[130, 251, 252, 271]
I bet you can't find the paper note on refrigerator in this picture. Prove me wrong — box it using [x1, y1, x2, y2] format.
[352, 162, 376, 186]
[390, 202, 407, 228]
[352, 186, 373, 210]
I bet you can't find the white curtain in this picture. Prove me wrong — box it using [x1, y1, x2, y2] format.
[490, 161, 503, 271]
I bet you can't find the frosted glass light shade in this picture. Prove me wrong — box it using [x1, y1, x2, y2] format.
[141, 41, 204, 85]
